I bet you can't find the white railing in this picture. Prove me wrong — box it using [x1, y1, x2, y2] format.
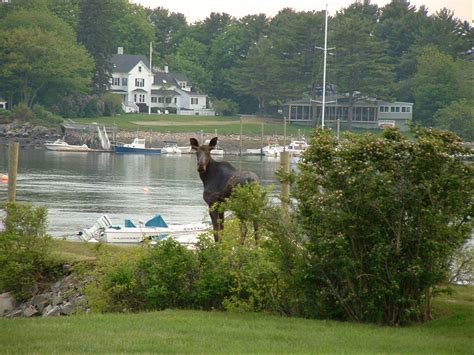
[122, 101, 139, 113]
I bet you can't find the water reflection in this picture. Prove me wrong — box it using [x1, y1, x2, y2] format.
[0, 148, 281, 237]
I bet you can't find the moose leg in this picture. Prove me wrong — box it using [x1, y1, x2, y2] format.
[209, 208, 224, 242]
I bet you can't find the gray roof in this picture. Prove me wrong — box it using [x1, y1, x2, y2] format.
[111, 54, 149, 73]
[151, 89, 181, 96]
[153, 72, 190, 86]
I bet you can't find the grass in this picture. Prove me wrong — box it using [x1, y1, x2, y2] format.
[73, 113, 316, 137]
[0, 282, 472, 353]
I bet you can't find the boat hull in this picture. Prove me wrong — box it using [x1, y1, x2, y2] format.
[114, 146, 162, 154]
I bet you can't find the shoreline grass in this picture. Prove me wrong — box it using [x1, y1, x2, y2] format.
[0, 283, 472, 353]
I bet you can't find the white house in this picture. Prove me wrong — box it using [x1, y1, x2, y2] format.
[110, 48, 214, 115]
[0, 99, 7, 109]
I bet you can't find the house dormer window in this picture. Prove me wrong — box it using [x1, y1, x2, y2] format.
[138, 66, 142, 72]
[180, 82, 187, 88]
[135, 78, 145, 87]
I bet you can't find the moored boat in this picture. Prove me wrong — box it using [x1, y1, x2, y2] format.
[263, 143, 284, 157]
[114, 138, 161, 154]
[44, 139, 91, 152]
[286, 138, 309, 157]
[161, 141, 181, 154]
[78, 214, 210, 247]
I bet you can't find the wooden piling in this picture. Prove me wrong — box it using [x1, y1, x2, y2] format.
[280, 151, 290, 210]
[7, 142, 19, 202]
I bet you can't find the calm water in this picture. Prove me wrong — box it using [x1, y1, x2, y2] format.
[0, 148, 282, 237]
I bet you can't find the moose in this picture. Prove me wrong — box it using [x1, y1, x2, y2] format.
[190, 137, 259, 243]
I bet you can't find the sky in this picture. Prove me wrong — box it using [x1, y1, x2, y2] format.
[131, 0, 472, 24]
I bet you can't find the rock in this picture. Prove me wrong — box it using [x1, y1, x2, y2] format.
[31, 294, 49, 313]
[0, 292, 16, 316]
[51, 281, 62, 293]
[43, 305, 60, 317]
[52, 294, 63, 306]
[62, 264, 72, 274]
[60, 302, 75, 315]
[23, 305, 38, 317]
[5, 309, 23, 318]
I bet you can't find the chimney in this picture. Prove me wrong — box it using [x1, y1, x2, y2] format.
[164, 65, 168, 73]
[117, 47, 124, 55]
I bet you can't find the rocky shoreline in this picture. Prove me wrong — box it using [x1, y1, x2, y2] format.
[0, 122, 284, 154]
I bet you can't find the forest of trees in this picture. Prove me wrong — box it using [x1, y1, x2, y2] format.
[0, 0, 472, 138]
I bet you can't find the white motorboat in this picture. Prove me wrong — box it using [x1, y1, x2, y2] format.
[263, 143, 284, 157]
[161, 141, 181, 154]
[44, 139, 91, 152]
[78, 214, 210, 247]
[204, 139, 224, 155]
[286, 138, 309, 157]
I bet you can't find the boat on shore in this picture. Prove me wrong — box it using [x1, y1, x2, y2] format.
[161, 141, 181, 154]
[77, 214, 210, 247]
[114, 138, 161, 154]
[44, 139, 91, 152]
[263, 142, 284, 157]
[286, 138, 309, 157]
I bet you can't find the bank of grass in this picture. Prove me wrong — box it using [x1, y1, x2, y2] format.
[0, 285, 472, 353]
[73, 113, 315, 137]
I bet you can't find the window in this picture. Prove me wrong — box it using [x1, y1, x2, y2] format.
[134, 94, 137, 102]
[395, 106, 400, 113]
[138, 66, 142, 72]
[406, 106, 411, 113]
[158, 97, 164, 103]
[180, 82, 187, 88]
[122, 78, 128, 86]
[138, 94, 145, 103]
[174, 98, 177, 104]
[112, 77, 120, 86]
[390, 106, 396, 113]
[191, 98, 199, 105]
[165, 97, 172, 104]
[151, 97, 157, 103]
[135, 78, 145, 87]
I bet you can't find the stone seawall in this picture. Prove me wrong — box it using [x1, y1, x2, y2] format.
[0, 122, 284, 154]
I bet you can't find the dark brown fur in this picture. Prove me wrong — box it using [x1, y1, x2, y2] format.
[190, 137, 259, 242]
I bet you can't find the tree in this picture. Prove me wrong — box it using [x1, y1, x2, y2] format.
[168, 38, 212, 93]
[413, 46, 459, 126]
[330, 3, 394, 130]
[46, 0, 80, 30]
[147, 7, 188, 62]
[0, 27, 93, 107]
[230, 37, 280, 114]
[111, 2, 155, 57]
[77, 0, 117, 93]
[434, 99, 474, 141]
[190, 12, 235, 47]
[295, 127, 473, 325]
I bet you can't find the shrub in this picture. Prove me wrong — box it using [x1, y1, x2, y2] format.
[0, 108, 13, 124]
[12, 102, 35, 122]
[295, 127, 473, 325]
[32, 104, 63, 126]
[0, 203, 55, 300]
[213, 99, 239, 116]
[135, 239, 198, 310]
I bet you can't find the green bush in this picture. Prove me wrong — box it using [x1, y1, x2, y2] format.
[136, 239, 198, 310]
[32, 104, 63, 126]
[0, 108, 13, 124]
[0, 203, 55, 300]
[295, 127, 473, 325]
[213, 99, 239, 116]
[12, 102, 35, 122]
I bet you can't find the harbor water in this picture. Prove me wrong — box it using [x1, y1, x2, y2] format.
[0, 148, 282, 237]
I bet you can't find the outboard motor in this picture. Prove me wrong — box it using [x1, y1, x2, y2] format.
[77, 215, 112, 242]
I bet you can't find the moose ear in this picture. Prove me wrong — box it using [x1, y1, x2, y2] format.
[209, 137, 218, 148]
[190, 138, 199, 150]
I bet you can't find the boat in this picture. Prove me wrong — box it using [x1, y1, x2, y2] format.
[177, 146, 192, 154]
[77, 214, 210, 247]
[286, 138, 309, 157]
[161, 141, 181, 154]
[263, 142, 284, 157]
[114, 138, 161, 154]
[44, 139, 91, 152]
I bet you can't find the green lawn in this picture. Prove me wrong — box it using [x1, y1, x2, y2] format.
[73, 113, 315, 137]
[0, 285, 472, 353]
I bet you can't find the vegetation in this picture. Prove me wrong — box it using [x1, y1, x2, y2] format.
[295, 127, 473, 324]
[72, 114, 313, 137]
[0, 203, 59, 300]
[0, 285, 472, 353]
[0, 0, 471, 139]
